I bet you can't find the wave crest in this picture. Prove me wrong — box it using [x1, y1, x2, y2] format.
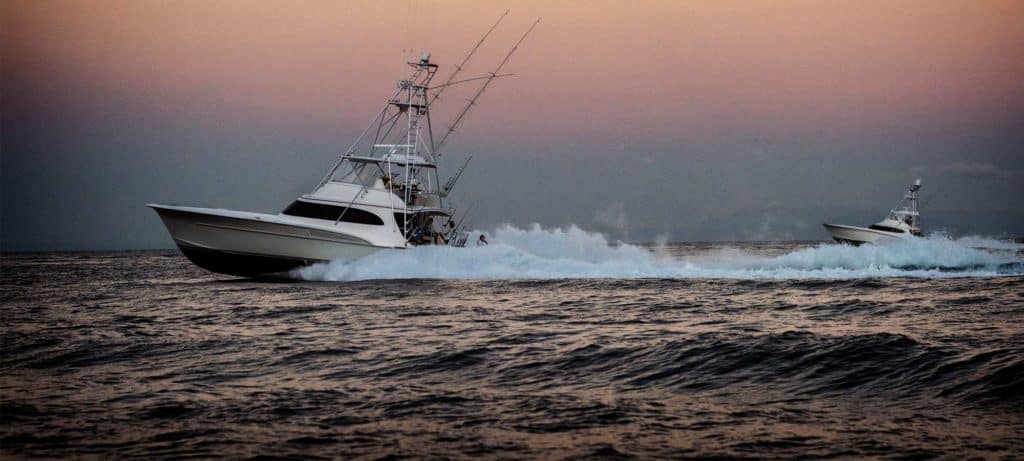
[294, 224, 1022, 281]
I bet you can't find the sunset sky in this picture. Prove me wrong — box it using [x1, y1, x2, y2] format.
[3, 0, 1023, 249]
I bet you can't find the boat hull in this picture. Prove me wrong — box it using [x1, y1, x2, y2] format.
[176, 243, 314, 277]
[823, 223, 907, 246]
[150, 204, 384, 277]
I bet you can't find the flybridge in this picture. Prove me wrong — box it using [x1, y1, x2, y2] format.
[887, 179, 922, 229]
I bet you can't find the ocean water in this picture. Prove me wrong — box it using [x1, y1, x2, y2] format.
[2, 227, 1023, 459]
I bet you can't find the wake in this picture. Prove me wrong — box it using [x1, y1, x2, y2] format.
[294, 224, 1023, 281]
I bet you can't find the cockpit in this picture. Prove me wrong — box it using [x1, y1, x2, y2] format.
[396, 210, 454, 245]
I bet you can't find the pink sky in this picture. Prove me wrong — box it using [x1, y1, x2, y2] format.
[3, 0, 1023, 248]
[5, 0, 1023, 147]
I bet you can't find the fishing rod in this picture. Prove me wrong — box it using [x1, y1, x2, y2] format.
[441, 156, 473, 197]
[449, 203, 475, 242]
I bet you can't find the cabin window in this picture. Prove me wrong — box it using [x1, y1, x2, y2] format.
[868, 224, 905, 233]
[283, 201, 383, 225]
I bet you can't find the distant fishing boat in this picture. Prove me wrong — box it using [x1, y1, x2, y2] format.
[150, 16, 539, 277]
[823, 179, 923, 246]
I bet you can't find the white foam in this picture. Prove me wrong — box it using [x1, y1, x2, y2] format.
[294, 224, 1022, 281]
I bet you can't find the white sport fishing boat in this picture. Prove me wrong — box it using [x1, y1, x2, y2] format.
[150, 17, 538, 277]
[823, 179, 923, 245]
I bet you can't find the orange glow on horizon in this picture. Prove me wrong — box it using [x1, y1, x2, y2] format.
[4, 0, 1022, 148]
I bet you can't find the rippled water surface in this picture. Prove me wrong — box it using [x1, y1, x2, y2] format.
[2, 239, 1023, 459]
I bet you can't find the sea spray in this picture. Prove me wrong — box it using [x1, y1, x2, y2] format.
[294, 224, 1023, 281]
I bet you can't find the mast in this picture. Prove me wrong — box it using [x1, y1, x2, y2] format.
[907, 179, 921, 229]
[392, 52, 439, 239]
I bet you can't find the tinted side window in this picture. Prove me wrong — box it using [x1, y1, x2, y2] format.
[869, 224, 904, 233]
[283, 201, 383, 225]
[283, 201, 337, 220]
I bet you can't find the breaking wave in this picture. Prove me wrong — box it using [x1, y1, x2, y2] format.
[295, 224, 1023, 281]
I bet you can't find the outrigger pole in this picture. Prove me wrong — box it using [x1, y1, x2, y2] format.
[435, 17, 541, 155]
[449, 203, 475, 242]
[428, 10, 509, 108]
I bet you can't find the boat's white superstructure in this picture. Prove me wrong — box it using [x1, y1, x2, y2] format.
[150, 17, 538, 277]
[824, 179, 923, 246]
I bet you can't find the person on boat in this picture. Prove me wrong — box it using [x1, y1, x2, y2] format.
[431, 216, 448, 244]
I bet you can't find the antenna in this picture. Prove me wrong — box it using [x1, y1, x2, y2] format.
[435, 17, 541, 156]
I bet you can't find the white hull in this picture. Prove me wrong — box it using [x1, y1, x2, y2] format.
[823, 223, 908, 246]
[150, 204, 393, 276]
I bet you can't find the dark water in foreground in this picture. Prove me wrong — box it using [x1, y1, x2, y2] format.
[2, 243, 1023, 459]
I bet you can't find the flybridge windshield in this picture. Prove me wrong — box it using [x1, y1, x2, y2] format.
[328, 158, 440, 194]
[330, 161, 380, 186]
[869, 224, 906, 234]
[329, 153, 437, 185]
